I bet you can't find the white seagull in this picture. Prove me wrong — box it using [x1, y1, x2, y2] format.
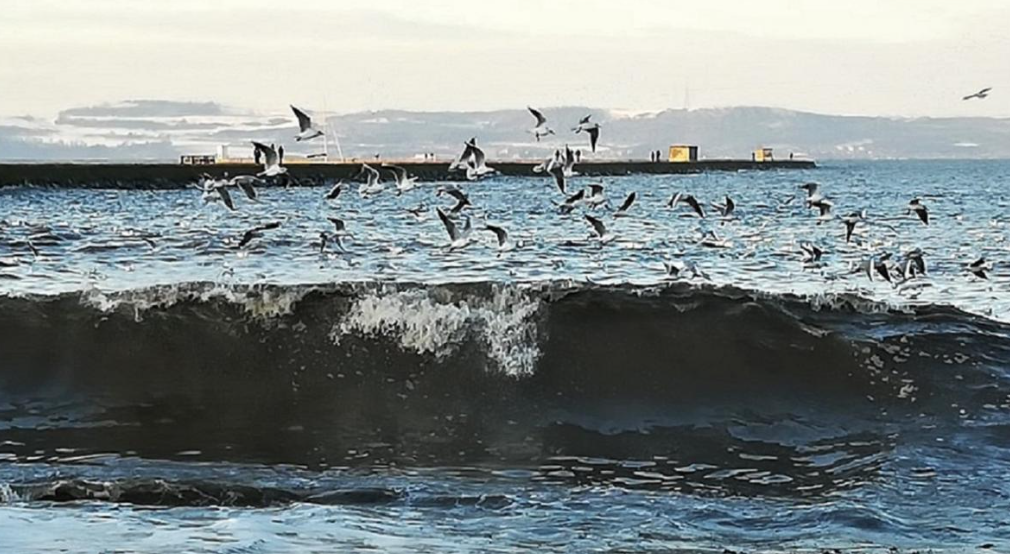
[584, 214, 614, 244]
[572, 115, 601, 153]
[291, 105, 324, 141]
[528, 106, 555, 142]
[357, 164, 384, 196]
[251, 142, 288, 178]
[382, 163, 418, 195]
[436, 207, 472, 251]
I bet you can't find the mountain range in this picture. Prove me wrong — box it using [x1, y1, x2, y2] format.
[1, 100, 1009, 162]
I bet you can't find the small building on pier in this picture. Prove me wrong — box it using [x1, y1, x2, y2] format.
[753, 147, 774, 162]
[668, 145, 699, 162]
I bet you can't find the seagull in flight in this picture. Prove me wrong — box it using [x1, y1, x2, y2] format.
[291, 105, 324, 141]
[357, 164, 384, 196]
[841, 210, 865, 243]
[555, 189, 585, 214]
[710, 195, 735, 218]
[572, 115, 601, 153]
[527, 106, 555, 142]
[237, 221, 282, 249]
[251, 142, 289, 178]
[325, 180, 345, 200]
[436, 207, 472, 251]
[584, 183, 607, 209]
[584, 214, 614, 244]
[614, 192, 637, 217]
[382, 163, 418, 195]
[968, 257, 989, 279]
[436, 185, 471, 213]
[907, 198, 929, 225]
[963, 87, 992, 101]
[668, 192, 705, 218]
[194, 175, 235, 210]
[899, 248, 926, 280]
[484, 224, 512, 254]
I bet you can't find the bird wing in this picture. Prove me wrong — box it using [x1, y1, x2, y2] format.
[258, 221, 282, 232]
[485, 225, 508, 246]
[472, 144, 486, 166]
[231, 175, 261, 200]
[238, 229, 257, 248]
[326, 182, 343, 200]
[579, 114, 591, 125]
[291, 105, 313, 132]
[251, 141, 278, 168]
[382, 163, 407, 183]
[617, 192, 636, 212]
[685, 196, 705, 218]
[589, 184, 604, 196]
[587, 127, 599, 152]
[549, 164, 566, 194]
[328, 217, 345, 232]
[217, 186, 235, 211]
[916, 207, 929, 225]
[667, 192, 683, 209]
[528, 106, 547, 126]
[725, 196, 735, 213]
[437, 208, 459, 241]
[585, 214, 607, 237]
[565, 189, 584, 204]
[844, 220, 855, 243]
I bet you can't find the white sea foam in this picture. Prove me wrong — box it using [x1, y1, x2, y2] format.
[331, 285, 542, 377]
[79, 282, 313, 321]
[0, 483, 21, 503]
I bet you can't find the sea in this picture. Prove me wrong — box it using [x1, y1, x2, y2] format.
[1, 160, 1009, 553]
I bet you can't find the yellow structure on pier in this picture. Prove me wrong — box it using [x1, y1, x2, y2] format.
[754, 147, 774, 162]
[668, 145, 699, 162]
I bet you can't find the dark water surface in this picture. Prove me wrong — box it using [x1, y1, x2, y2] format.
[1, 160, 1009, 552]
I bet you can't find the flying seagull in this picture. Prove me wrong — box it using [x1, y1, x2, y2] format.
[291, 105, 324, 141]
[251, 141, 288, 178]
[841, 211, 865, 243]
[237, 221, 282, 248]
[907, 198, 929, 225]
[436, 207, 472, 251]
[194, 175, 235, 211]
[548, 163, 566, 194]
[437, 185, 471, 213]
[614, 192, 637, 217]
[227, 175, 263, 201]
[573, 115, 601, 153]
[963, 87, 992, 101]
[325, 180, 345, 200]
[556, 189, 585, 214]
[900, 248, 926, 280]
[484, 224, 511, 254]
[527, 106, 555, 142]
[584, 214, 614, 243]
[584, 183, 607, 209]
[968, 257, 989, 279]
[668, 192, 705, 218]
[357, 164, 384, 196]
[711, 195, 735, 218]
[382, 163, 418, 195]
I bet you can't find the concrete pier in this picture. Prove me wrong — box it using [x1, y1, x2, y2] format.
[0, 159, 814, 189]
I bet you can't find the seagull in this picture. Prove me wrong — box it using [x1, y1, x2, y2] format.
[251, 142, 288, 178]
[561, 144, 578, 177]
[533, 150, 562, 174]
[963, 87, 992, 101]
[859, 252, 892, 282]
[811, 199, 834, 221]
[800, 182, 825, 205]
[968, 257, 989, 279]
[291, 105, 324, 141]
[908, 198, 929, 225]
[437, 185, 471, 213]
[584, 214, 614, 243]
[382, 163, 418, 195]
[841, 211, 865, 243]
[357, 164, 384, 196]
[456, 139, 496, 179]
[573, 115, 601, 153]
[584, 183, 607, 209]
[194, 175, 235, 210]
[668, 193, 705, 218]
[800, 242, 823, 263]
[527, 106, 555, 142]
[899, 248, 926, 280]
[436, 207, 472, 251]
[449, 139, 476, 171]
[556, 189, 585, 214]
[711, 195, 735, 218]
[699, 229, 732, 248]
[484, 224, 511, 254]
[237, 221, 282, 248]
[227, 175, 263, 201]
[327, 217, 350, 235]
[663, 259, 709, 280]
[614, 192, 636, 217]
[548, 163, 566, 194]
[325, 180, 345, 200]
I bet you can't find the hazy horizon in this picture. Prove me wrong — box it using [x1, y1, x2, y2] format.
[3, 0, 1009, 119]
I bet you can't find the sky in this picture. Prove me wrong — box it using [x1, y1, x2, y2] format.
[2, 0, 1009, 119]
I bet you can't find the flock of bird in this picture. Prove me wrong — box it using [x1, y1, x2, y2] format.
[175, 100, 1000, 289]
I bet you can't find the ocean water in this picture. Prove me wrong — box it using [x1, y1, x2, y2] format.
[1, 160, 1009, 552]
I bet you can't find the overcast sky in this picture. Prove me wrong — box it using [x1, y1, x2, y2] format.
[3, 0, 1009, 118]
